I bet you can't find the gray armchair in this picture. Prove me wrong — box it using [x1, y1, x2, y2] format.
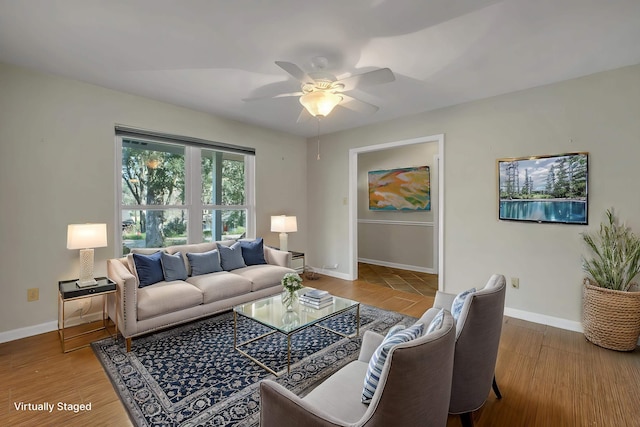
[427, 274, 506, 427]
[260, 309, 456, 427]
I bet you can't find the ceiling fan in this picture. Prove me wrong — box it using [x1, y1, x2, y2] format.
[243, 57, 395, 122]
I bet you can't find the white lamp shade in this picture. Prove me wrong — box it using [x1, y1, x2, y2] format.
[67, 223, 108, 249]
[299, 91, 342, 117]
[270, 215, 297, 233]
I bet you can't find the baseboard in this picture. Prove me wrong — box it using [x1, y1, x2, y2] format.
[0, 320, 58, 344]
[504, 307, 583, 333]
[0, 312, 105, 344]
[310, 267, 352, 281]
[358, 258, 436, 274]
[505, 307, 640, 345]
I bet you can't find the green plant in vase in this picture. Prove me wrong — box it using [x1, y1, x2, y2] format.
[581, 208, 640, 351]
[281, 272, 303, 311]
[582, 209, 640, 291]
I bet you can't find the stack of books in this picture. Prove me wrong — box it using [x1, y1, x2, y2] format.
[300, 289, 334, 309]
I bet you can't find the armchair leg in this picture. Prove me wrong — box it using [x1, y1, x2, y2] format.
[492, 375, 502, 399]
[460, 412, 474, 427]
[126, 337, 132, 352]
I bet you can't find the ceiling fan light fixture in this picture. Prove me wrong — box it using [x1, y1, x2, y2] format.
[299, 91, 342, 117]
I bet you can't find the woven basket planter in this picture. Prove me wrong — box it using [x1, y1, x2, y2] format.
[582, 281, 640, 351]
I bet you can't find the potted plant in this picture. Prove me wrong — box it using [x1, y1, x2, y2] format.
[581, 209, 640, 351]
[281, 273, 303, 311]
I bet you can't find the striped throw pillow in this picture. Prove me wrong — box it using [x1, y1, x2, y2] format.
[451, 288, 476, 321]
[361, 322, 424, 403]
[426, 308, 445, 334]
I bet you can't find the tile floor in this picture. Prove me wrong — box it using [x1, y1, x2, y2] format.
[357, 263, 438, 297]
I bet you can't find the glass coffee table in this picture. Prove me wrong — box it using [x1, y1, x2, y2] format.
[233, 288, 360, 376]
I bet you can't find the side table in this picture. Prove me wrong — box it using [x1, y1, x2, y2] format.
[290, 251, 305, 274]
[58, 277, 117, 353]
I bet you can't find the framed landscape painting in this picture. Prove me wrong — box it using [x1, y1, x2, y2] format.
[368, 166, 430, 211]
[497, 152, 588, 224]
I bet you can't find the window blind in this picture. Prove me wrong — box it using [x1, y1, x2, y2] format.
[115, 125, 255, 156]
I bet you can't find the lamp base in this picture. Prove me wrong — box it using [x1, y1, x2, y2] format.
[279, 232, 289, 253]
[77, 248, 96, 288]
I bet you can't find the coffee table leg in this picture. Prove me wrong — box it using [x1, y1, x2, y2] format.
[233, 311, 237, 350]
[287, 334, 292, 374]
[356, 304, 360, 337]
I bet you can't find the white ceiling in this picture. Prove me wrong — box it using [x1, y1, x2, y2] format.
[1, 0, 639, 138]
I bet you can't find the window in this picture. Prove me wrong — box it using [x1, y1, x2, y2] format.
[116, 128, 255, 255]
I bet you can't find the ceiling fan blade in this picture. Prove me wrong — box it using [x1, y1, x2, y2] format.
[296, 108, 312, 123]
[242, 92, 303, 102]
[339, 94, 379, 115]
[275, 61, 314, 84]
[334, 68, 395, 92]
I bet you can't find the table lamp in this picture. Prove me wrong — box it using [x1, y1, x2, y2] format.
[67, 223, 108, 287]
[270, 215, 297, 252]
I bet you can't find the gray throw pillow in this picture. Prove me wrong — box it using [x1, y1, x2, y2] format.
[217, 242, 247, 271]
[160, 252, 188, 281]
[186, 249, 222, 276]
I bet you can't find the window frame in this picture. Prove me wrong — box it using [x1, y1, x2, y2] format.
[115, 134, 255, 256]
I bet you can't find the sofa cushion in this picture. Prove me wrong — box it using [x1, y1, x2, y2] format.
[130, 247, 164, 255]
[186, 271, 252, 304]
[361, 322, 424, 403]
[303, 361, 370, 423]
[132, 252, 165, 287]
[239, 238, 267, 266]
[137, 281, 203, 320]
[165, 241, 236, 274]
[161, 252, 188, 281]
[230, 264, 293, 292]
[218, 242, 247, 271]
[187, 249, 222, 276]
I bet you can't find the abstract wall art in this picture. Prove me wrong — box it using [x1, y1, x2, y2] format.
[368, 166, 430, 211]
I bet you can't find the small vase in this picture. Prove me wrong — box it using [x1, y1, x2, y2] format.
[282, 290, 298, 312]
[281, 310, 300, 329]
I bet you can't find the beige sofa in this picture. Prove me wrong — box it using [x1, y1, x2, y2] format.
[107, 240, 294, 351]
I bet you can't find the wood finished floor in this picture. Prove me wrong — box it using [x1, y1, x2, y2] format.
[2, 274, 639, 426]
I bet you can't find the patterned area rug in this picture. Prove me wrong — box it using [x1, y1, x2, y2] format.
[92, 304, 415, 426]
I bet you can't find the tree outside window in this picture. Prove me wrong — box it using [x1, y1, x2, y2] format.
[119, 138, 250, 254]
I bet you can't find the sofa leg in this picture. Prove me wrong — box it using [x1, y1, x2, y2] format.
[126, 337, 132, 352]
[492, 375, 502, 399]
[460, 412, 474, 427]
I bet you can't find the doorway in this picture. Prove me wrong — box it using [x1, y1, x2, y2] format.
[347, 134, 444, 290]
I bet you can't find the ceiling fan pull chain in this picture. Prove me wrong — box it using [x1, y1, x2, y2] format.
[316, 117, 321, 160]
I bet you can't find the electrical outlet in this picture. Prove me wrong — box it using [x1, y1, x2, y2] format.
[27, 288, 39, 302]
[511, 277, 520, 289]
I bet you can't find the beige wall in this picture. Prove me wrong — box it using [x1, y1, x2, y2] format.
[0, 62, 307, 336]
[3, 60, 639, 337]
[306, 64, 640, 326]
[357, 143, 438, 270]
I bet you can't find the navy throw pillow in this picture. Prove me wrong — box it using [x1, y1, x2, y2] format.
[240, 238, 267, 266]
[160, 252, 188, 281]
[217, 242, 247, 271]
[133, 252, 164, 287]
[187, 249, 222, 276]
